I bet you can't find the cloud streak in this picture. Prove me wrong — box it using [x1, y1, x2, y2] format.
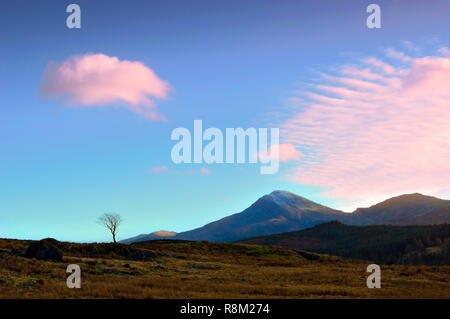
[258, 143, 303, 163]
[281, 49, 450, 207]
[152, 166, 168, 173]
[200, 167, 211, 176]
[39, 53, 170, 120]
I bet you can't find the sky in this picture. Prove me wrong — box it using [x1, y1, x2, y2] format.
[1, 0, 450, 242]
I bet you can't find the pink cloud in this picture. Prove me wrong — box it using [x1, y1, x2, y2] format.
[439, 47, 450, 57]
[152, 166, 168, 173]
[280, 50, 450, 208]
[385, 48, 412, 63]
[39, 53, 170, 120]
[363, 57, 396, 74]
[200, 167, 211, 176]
[258, 143, 303, 162]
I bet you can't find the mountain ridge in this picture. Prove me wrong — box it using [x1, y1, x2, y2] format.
[121, 191, 450, 244]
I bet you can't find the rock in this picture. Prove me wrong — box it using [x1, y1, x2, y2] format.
[96, 268, 141, 276]
[10, 249, 24, 257]
[90, 245, 99, 254]
[174, 269, 189, 274]
[188, 263, 204, 270]
[98, 268, 126, 275]
[105, 244, 164, 261]
[23, 281, 36, 288]
[25, 238, 63, 262]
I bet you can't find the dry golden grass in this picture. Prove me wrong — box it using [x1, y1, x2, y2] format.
[0, 239, 449, 299]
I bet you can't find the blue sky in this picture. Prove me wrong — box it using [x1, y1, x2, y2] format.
[1, 0, 450, 242]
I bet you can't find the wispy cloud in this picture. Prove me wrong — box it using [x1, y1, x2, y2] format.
[385, 47, 412, 63]
[280, 48, 450, 207]
[439, 47, 450, 57]
[200, 167, 211, 176]
[39, 53, 170, 121]
[151, 166, 168, 173]
[401, 40, 420, 54]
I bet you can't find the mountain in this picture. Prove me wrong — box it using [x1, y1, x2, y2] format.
[381, 205, 450, 226]
[121, 190, 348, 243]
[347, 193, 450, 225]
[121, 230, 177, 244]
[172, 191, 347, 242]
[239, 221, 450, 265]
[121, 191, 450, 244]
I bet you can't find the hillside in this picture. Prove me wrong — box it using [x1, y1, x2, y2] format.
[122, 191, 450, 244]
[1, 237, 450, 298]
[348, 193, 450, 225]
[380, 206, 450, 226]
[239, 222, 450, 265]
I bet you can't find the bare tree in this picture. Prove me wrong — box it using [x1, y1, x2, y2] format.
[98, 213, 122, 243]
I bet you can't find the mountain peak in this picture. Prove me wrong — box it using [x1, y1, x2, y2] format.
[269, 190, 298, 197]
[265, 190, 302, 207]
[264, 190, 321, 209]
[360, 193, 447, 210]
[350, 192, 450, 225]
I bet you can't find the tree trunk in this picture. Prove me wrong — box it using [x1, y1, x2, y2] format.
[113, 233, 116, 244]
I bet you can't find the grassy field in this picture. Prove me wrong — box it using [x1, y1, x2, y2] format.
[0, 238, 449, 298]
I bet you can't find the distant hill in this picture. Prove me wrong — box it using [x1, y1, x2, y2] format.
[121, 191, 450, 244]
[379, 206, 450, 226]
[347, 193, 450, 225]
[239, 221, 450, 265]
[121, 230, 177, 244]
